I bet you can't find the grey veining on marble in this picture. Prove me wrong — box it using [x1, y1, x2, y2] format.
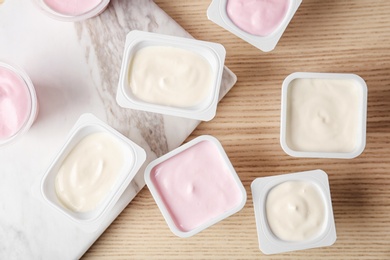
[75, 0, 170, 159]
[0, 0, 236, 259]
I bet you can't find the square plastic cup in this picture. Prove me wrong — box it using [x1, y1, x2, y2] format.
[116, 30, 226, 121]
[280, 72, 368, 159]
[144, 135, 246, 238]
[207, 0, 302, 52]
[33, 0, 110, 22]
[0, 61, 38, 147]
[40, 113, 146, 231]
[251, 169, 337, 254]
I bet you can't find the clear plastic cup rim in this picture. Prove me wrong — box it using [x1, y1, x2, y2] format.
[0, 61, 38, 147]
[32, 0, 110, 22]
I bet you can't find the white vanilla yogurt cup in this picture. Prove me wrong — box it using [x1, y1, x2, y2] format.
[40, 113, 146, 231]
[116, 30, 226, 121]
[251, 169, 337, 254]
[280, 72, 368, 159]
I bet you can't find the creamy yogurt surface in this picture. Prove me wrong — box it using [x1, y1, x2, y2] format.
[0, 65, 31, 140]
[55, 132, 124, 212]
[286, 78, 362, 153]
[266, 180, 326, 242]
[150, 140, 243, 232]
[226, 0, 290, 36]
[43, 0, 103, 16]
[128, 46, 213, 108]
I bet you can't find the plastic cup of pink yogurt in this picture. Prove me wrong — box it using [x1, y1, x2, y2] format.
[207, 0, 302, 52]
[33, 0, 110, 22]
[144, 135, 247, 238]
[0, 61, 38, 147]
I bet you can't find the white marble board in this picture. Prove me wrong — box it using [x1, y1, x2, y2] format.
[0, 0, 237, 259]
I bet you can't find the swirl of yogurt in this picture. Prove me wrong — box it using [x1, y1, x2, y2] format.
[266, 180, 326, 241]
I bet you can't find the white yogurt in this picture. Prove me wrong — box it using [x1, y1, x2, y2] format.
[128, 46, 213, 108]
[266, 180, 325, 242]
[251, 169, 337, 254]
[286, 78, 361, 153]
[116, 31, 226, 121]
[41, 114, 147, 231]
[280, 72, 367, 159]
[55, 132, 124, 212]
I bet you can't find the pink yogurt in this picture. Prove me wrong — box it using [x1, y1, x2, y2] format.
[43, 0, 103, 16]
[44, 0, 102, 15]
[0, 64, 33, 142]
[226, 0, 290, 36]
[149, 139, 243, 233]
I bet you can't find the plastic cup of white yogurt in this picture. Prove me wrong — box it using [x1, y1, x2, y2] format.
[0, 61, 38, 147]
[251, 169, 337, 254]
[280, 72, 368, 159]
[116, 30, 226, 121]
[144, 135, 247, 238]
[207, 0, 302, 52]
[33, 0, 110, 22]
[40, 113, 146, 231]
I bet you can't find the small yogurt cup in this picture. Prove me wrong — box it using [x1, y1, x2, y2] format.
[0, 61, 38, 147]
[116, 30, 226, 121]
[207, 0, 302, 52]
[251, 169, 337, 254]
[33, 0, 110, 22]
[41, 113, 146, 231]
[144, 135, 246, 238]
[280, 72, 368, 159]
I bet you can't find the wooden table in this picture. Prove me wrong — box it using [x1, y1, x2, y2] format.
[82, 0, 390, 259]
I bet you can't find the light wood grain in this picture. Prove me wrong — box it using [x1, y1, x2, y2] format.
[82, 0, 390, 259]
